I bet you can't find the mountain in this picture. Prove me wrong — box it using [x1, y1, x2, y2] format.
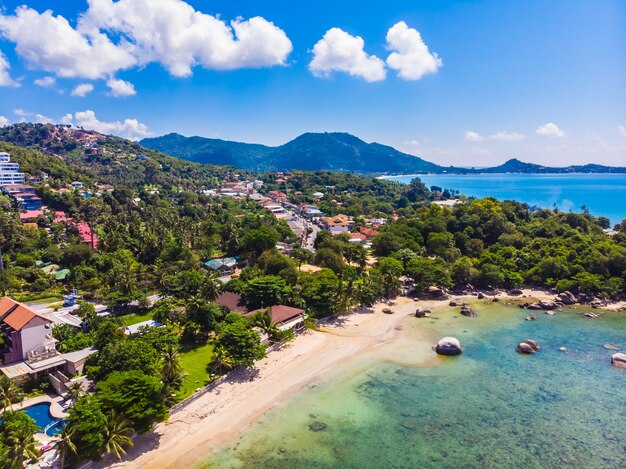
[481, 158, 626, 174]
[140, 132, 453, 174]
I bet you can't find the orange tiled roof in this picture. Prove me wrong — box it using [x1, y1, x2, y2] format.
[0, 297, 18, 319]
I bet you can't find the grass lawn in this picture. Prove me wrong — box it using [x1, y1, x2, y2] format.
[120, 310, 155, 326]
[177, 340, 214, 399]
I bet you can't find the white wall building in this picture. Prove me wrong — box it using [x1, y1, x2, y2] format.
[0, 152, 25, 186]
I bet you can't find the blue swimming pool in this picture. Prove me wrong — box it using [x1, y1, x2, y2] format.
[22, 403, 66, 435]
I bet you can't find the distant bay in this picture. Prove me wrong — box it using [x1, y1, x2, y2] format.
[383, 173, 626, 224]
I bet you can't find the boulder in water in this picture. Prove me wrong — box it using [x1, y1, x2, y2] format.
[528, 302, 543, 310]
[525, 315, 537, 321]
[603, 343, 621, 351]
[435, 337, 462, 356]
[517, 339, 541, 354]
[309, 421, 328, 432]
[415, 308, 430, 318]
[460, 304, 477, 318]
[477, 292, 485, 299]
[611, 353, 626, 369]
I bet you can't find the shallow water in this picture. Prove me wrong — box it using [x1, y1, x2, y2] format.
[203, 303, 626, 468]
[383, 173, 626, 224]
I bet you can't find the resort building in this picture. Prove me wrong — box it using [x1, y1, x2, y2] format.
[0, 152, 26, 186]
[0, 297, 67, 381]
[2, 184, 43, 210]
[216, 292, 254, 314]
[300, 204, 323, 219]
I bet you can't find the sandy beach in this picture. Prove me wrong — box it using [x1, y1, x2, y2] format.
[105, 289, 622, 469]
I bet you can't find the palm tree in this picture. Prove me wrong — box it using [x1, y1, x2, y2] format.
[211, 346, 234, 375]
[161, 346, 186, 392]
[52, 424, 77, 469]
[201, 271, 221, 302]
[65, 381, 84, 403]
[5, 424, 39, 468]
[0, 375, 23, 413]
[253, 311, 279, 340]
[102, 411, 134, 461]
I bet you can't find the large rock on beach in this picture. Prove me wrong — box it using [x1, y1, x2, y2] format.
[539, 300, 558, 310]
[415, 308, 430, 318]
[460, 304, 477, 318]
[435, 337, 463, 356]
[611, 353, 626, 369]
[517, 339, 541, 354]
[556, 291, 576, 305]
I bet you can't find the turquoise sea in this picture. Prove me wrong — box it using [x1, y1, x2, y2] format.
[203, 303, 625, 468]
[383, 173, 626, 225]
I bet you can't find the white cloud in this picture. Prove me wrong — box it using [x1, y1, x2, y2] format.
[34, 76, 56, 87]
[465, 130, 524, 142]
[106, 78, 135, 97]
[71, 83, 95, 97]
[79, 0, 292, 76]
[0, 116, 9, 127]
[536, 122, 565, 138]
[34, 113, 55, 124]
[385, 21, 442, 80]
[0, 50, 18, 86]
[0, 6, 136, 79]
[618, 125, 626, 139]
[465, 131, 484, 142]
[71, 110, 150, 140]
[490, 130, 525, 141]
[309, 28, 386, 82]
[60, 113, 73, 125]
[13, 108, 27, 117]
[0, 1, 291, 81]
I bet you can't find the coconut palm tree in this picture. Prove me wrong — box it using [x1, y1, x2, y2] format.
[201, 271, 221, 302]
[5, 423, 39, 468]
[161, 346, 186, 392]
[65, 381, 84, 403]
[102, 411, 134, 461]
[52, 424, 77, 469]
[0, 375, 22, 413]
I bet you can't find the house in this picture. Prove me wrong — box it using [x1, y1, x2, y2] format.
[215, 292, 253, 314]
[19, 210, 45, 222]
[246, 305, 306, 332]
[75, 222, 99, 248]
[71, 181, 84, 190]
[320, 214, 354, 234]
[268, 191, 288, 203]
[124, 320, 163, 335]
[349, 233, 367, 243]
[300, 204, 323, 219]
[204, 257, 240, 274]
[0, 297, 67, 381]
[53, 211, 68, 223]
[359, 227, 379, 239]
[312, 191, 325, 199]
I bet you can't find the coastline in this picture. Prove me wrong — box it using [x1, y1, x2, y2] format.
[105, 289, 623, 469]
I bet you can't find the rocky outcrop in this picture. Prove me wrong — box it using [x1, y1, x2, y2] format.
[555, 291, 576, 305]
[517, 339, 541, 354]
[460, 304, 477, 318]
[610, 353, 626, 369]
[435, 337, 463, 356]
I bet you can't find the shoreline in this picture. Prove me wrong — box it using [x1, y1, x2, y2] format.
[105, 289, 623, 469]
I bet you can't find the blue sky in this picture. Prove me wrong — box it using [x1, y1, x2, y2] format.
[0, 0, 624, 166]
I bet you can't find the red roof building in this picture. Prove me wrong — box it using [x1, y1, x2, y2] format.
[75, 222, 99, 248]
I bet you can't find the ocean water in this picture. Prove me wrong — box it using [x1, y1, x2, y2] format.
[383, 173, 626, 224]
[203, 303, 626, 469]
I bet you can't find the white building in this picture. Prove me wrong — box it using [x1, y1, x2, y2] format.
[0, 152, 25, 186]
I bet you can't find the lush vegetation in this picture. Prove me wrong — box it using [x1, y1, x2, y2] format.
[2, 124, 626, 467]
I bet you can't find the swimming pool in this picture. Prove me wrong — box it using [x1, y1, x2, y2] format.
[22, 403, 66, 436]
